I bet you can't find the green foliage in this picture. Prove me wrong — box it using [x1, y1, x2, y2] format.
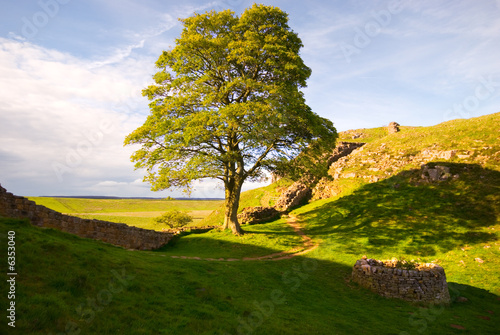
[153, 210, 193, 228]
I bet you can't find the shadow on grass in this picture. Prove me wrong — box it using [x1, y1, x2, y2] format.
[301, 163, 499, 256]
[154, 231, 302, 260]
[1, 216, 499, 335]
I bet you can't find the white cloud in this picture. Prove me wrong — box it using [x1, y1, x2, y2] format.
[0, 38, 151, 194]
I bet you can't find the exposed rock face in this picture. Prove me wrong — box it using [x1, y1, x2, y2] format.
[274, 181, 311, 212]
[421, 149, 457, 160]
[326, 141, 366, 166]
[312, 139, 473, 200]
[0, 184, 172, 250]
[237, 206, 281, 225]
[387, 122, 400, 134]
[237, 181, 312, 224]
[352, 258, 451, 305]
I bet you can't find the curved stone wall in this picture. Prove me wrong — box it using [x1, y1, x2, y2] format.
[352, 258, 450, 305]
[0, 184, 173, 250]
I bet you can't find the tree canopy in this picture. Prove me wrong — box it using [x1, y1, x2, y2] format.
[125, 4, 337, 235]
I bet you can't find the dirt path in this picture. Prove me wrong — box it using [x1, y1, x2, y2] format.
[167, 214, 319, 262]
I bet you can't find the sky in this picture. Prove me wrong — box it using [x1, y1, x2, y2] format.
[1, 0, 499, 198]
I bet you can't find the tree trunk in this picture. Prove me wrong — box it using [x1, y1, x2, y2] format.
[222, 178, 244, 235]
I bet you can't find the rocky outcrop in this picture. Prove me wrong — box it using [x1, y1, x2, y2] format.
[237, 180, 313, 224]
[274, 181, 311, 212]
[421, 165, 459, 182]
[326, 141, 366, 166]
[352, 257, 451, 305]
[312, 141, 472, 200]
[387, 122, 400, 134]
[237, 206, 281, 225]
[0, 184, 172, 250]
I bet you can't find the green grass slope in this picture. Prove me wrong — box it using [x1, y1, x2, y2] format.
[2, 213, 499, 335]
[315, 112, 500, 200]
[1, 113, 499, 334]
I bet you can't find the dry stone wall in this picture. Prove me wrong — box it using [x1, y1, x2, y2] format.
[352, 258, 451, 305]
[0, 184, 173, 250]
[274, 181, 311, 212]
[237, 206, 281, 225]
[326, 141, 366, 167]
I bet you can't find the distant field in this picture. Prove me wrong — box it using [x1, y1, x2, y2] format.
[28, 197, 224, 230]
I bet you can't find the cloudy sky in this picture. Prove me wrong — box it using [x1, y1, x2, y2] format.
[1, 0, 499, 198]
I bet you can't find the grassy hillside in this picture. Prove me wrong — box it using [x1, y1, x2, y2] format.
[1, 113, 499, 334]
[315, 112, 500, 200]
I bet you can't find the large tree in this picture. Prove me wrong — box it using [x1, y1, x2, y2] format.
[125, 4, 337, 235]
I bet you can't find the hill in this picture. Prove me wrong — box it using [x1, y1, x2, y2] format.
[313, 112, 500, 200]
[0, 113, 499, 334]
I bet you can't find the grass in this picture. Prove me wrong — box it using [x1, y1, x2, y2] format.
[293, 163, 500, 294]
[159, 217, 304, 259]
[319, 112, 500, 201]
[28, 197, 224, 230]
[2, 178, 499, 335]
[1, 113, 499, 334]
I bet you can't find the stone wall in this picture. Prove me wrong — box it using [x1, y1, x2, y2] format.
[326, 141, 366, 166]
[274, 181, 311, 212]
[237, 206, 281, 225]
[352, 258, 451, 305]
[0, 184, 173, 250]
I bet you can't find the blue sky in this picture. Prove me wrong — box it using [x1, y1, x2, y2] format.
[1, 0, 499, 198]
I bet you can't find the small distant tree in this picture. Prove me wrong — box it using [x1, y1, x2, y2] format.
[153, 210, 193, 229]
[125, 4, 337, 235]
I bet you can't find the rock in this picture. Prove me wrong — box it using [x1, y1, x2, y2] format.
[387, 122, 400, 134]
[237, 206, 280, 225]
[274, 181, 311, 212]
[427, 168, 440, 181]
[439, 150, 457, 160]
[326, 142, 365, 166]
[421, 165, 453, 182]
[421, 149, 457, 160]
